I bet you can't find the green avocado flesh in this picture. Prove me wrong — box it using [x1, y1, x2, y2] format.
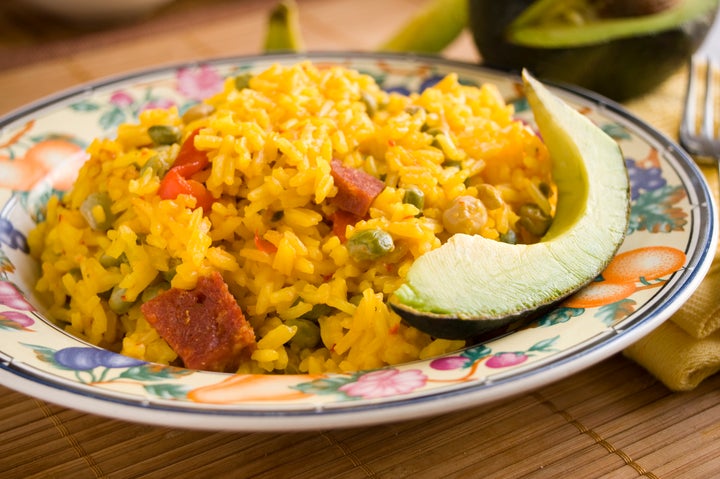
[508, 0, 718, 48]
[391, 71, 630, 339]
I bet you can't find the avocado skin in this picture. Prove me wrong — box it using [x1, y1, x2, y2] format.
[391, 301, 553, 340]
[468, 0, 714, 101]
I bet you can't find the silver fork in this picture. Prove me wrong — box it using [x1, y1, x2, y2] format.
[680, 55, 720, 176]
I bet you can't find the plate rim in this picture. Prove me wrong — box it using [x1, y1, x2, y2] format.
[0, 51, 716, 431]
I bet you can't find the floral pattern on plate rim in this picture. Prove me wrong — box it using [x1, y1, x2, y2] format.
[0, 55, 706, 410]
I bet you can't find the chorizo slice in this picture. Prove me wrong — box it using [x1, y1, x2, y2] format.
[141, 271, 256, 372]
[330, 159, 385, 217]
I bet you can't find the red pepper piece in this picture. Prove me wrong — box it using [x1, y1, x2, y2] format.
[158, 168, 215, 212]
[170, 128, 209, 178]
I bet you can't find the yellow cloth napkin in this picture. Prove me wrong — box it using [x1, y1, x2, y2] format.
[624, 165, 720, 391]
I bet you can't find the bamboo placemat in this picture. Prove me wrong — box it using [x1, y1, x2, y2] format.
[2, 1, 720, 477]
[4, 354, 720, 478]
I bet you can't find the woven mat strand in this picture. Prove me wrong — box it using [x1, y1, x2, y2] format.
[4, 355, 720, 478]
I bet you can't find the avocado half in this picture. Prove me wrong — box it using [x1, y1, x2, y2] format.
[469, 0, 717, 101]
[391, 70, 631, 340]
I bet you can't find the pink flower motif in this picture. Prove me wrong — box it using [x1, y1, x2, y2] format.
[485, 352, 528, 368]
[109, 91, 134, 107]
[339, 368, 427, 399]
[0, 281, 34, 311]
[430, 356, 471, 370]
[141, 98, 176, 111]
[2, 310, 34, 328]
[176, 65, 224, 100]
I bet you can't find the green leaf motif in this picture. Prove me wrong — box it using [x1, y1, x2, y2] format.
[529, 336, 559, 353]
[118, 364, 192, 381]
[601, 123, 631, 141]
[537, 306, 584, 327]
[144, 383, 191, 399]
[596, 298, 636, 326]
[511, 97, 530, 113]
[22, 343, 56, 362]
[460, 344, 492, 363]
[70, 101, 101, 112]
[293, 374, 359, 396]
[0, 318, 23, 331]
[628, 185, 687, 234]
[99, 107, 127, 131]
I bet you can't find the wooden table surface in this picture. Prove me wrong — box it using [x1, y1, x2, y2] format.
[2, 1, 720, 478]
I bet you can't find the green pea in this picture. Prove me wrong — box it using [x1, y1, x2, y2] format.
[141, 282, 171, 303]
[80, 192, 115, 231]
[518, 203, 553, 237]
[286, 318, 321, 349]
[300, 303, 333, 320]
[402, 186, 425, 212]
[181, 103, 215, 124]
[360, 91, 377, 118]
[347, 228, 394, 262]
[404, 105, 423, 115]
[148, 125, 181, 146]
[499, 230, 517, 245]
[539, 181, 553, 198]
[140, 150, 173, 177]
[234, 73, 253, 90]
[270, 210, 285, 222]
[99, 253, 122, 268]
[108, 287, 134, 314]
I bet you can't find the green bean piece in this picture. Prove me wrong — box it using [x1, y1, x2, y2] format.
[286, 318, 321, 349]
[402, 186, 425, 212]
[361, 91, 377, 118]
[347, 228, 395, 261]
[108, 287, 134, 314]
[80, 192, 115, 231]
[181, 103, 215, 124]
[235, 73, 253, 90]
[140, 148, 175, 178]
[518, 203, 553, 237]
[162, 257, 182, 282]
[443, 159, 462, 169]
[148, 125, 181, 146]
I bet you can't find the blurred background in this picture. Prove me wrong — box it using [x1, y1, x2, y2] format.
[0, 0, 477, 115]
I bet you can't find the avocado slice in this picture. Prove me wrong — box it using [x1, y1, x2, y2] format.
[469, 0, 717, 100]
[507, 0, 718, 47]
[391, 70, 630, 340]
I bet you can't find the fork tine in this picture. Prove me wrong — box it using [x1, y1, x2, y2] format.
[682, 56, 699, 137]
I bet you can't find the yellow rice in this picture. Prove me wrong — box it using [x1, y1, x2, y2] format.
[28, 62, 553, 374]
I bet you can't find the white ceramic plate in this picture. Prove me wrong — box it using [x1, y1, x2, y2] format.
[0, 53, 715, 431]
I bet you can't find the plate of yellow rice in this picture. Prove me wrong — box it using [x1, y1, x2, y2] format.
[0, 53, 714, 431]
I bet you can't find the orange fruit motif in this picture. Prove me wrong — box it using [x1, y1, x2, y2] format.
[0, 139, 87, 192]
[187, 374, 318, 404]
[601, 246, 686, 283]
[563, 246, 686, 309]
